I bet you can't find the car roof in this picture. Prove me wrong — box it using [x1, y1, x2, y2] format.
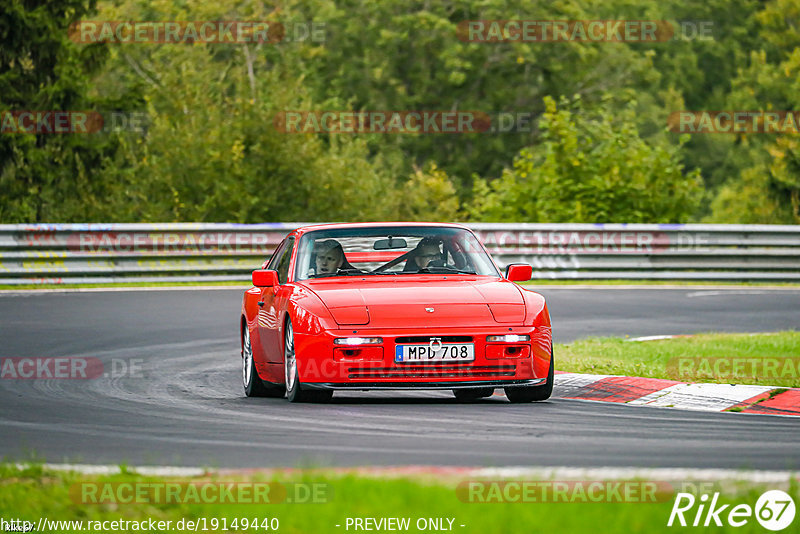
[292, 222, 471, 236]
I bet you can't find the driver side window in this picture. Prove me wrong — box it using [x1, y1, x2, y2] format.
[267, 237, 295, 284]
[275, 237, 294, 284]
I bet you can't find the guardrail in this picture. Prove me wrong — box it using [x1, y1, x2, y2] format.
[0, 223, 798, 284]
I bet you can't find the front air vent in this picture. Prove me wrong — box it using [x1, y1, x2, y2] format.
[347, 364, 515, 380]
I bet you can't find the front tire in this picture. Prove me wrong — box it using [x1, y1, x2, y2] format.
[284, 321, 333, 403]
[242, 324, 284, 397]
[504, 351, 554, 403]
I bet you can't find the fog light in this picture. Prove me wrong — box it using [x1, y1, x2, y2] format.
[486, 334, 530, 343]
[334, 337, 383, 345]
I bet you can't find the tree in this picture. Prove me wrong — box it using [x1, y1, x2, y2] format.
[295, 0, 667, 189]
[468, 96, 703, 222]
[706, 0, 800, 223]
[399, 163, 461, 221]
[0, 0, 142, 222]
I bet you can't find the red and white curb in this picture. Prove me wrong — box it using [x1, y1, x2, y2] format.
[554, 372, 800, 416]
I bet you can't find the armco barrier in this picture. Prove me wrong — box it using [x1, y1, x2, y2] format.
[0, 223, 798, 284]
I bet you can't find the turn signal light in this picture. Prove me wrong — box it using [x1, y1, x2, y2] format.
[334, 337, 383, 345]
[486, 334, 530, 343]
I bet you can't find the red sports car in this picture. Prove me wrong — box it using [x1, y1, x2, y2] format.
[240, 223, 553, 402]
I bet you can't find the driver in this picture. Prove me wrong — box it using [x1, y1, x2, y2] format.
[411, 238, 443, 270]
[314, 239, 345, 275]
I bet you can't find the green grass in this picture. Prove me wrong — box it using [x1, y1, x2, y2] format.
[555, 331, 800, 387]
[1, 464, 797, 534]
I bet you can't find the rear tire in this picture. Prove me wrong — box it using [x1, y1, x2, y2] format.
[453, 387, 494, 401]
[284, 321, 333, 403]
[242, 324, 284, 398]
[504, 351, 554, 403]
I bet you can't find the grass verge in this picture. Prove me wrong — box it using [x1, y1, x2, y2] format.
[555, 331, 800, 387]
[1, 464, 797, 534]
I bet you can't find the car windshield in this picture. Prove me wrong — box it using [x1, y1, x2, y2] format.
[295, 227, 500, 280]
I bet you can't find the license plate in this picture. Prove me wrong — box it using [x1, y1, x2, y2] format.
[395, 343, 475, 363]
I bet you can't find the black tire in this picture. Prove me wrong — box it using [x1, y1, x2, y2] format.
[242, 323, 284, 397]
[284, 321, 333, 403]
[504, 351, 554, 403]
[453, 387, 495, 401]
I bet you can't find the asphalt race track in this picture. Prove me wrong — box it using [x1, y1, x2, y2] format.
[0, 287, 798, 470]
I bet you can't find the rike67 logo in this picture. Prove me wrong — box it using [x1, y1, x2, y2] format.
[668, 490, 796, 531]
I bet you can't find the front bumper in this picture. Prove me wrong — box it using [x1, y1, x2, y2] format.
[303, 378, 546, 390]
[294, 325, 552, 385]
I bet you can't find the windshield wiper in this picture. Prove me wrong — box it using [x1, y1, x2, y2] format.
[418, 267, 477, 274]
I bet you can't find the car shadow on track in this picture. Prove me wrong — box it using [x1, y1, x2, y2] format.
[329, 396, 510, 405]
[236, 391, 560, 405]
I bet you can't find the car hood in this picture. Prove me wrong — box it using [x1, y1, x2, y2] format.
[301, 277, 526, 327]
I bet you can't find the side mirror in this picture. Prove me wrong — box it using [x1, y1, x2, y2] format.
[252, 269, 280, 287]
[505, 263, 532, 282]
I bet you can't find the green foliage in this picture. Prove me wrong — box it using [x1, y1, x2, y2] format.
[708, 164, 796, 223]
[297, 0, 666, 186]
[2, 0, 799, 224]
[703, 0, 800, 223]
[398, 163, 461, 221]
[0, 0, 138, 222]
[469, 96, 702, 222]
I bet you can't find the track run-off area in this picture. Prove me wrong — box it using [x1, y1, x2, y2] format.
[0, 286, 798, 469]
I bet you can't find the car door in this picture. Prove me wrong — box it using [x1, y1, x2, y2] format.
[258, 236, 295, 364]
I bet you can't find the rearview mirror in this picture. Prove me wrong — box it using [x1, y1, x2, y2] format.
[505, 263, 532, 282]
[374, 237, 408, 250]
[252, 269, 280, 287]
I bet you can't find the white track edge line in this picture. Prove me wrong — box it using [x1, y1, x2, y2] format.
[15, 463, 797, 482]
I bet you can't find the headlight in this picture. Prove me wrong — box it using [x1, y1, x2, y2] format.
[334, 337, 383, 345]
[486, 334, 530, 343]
